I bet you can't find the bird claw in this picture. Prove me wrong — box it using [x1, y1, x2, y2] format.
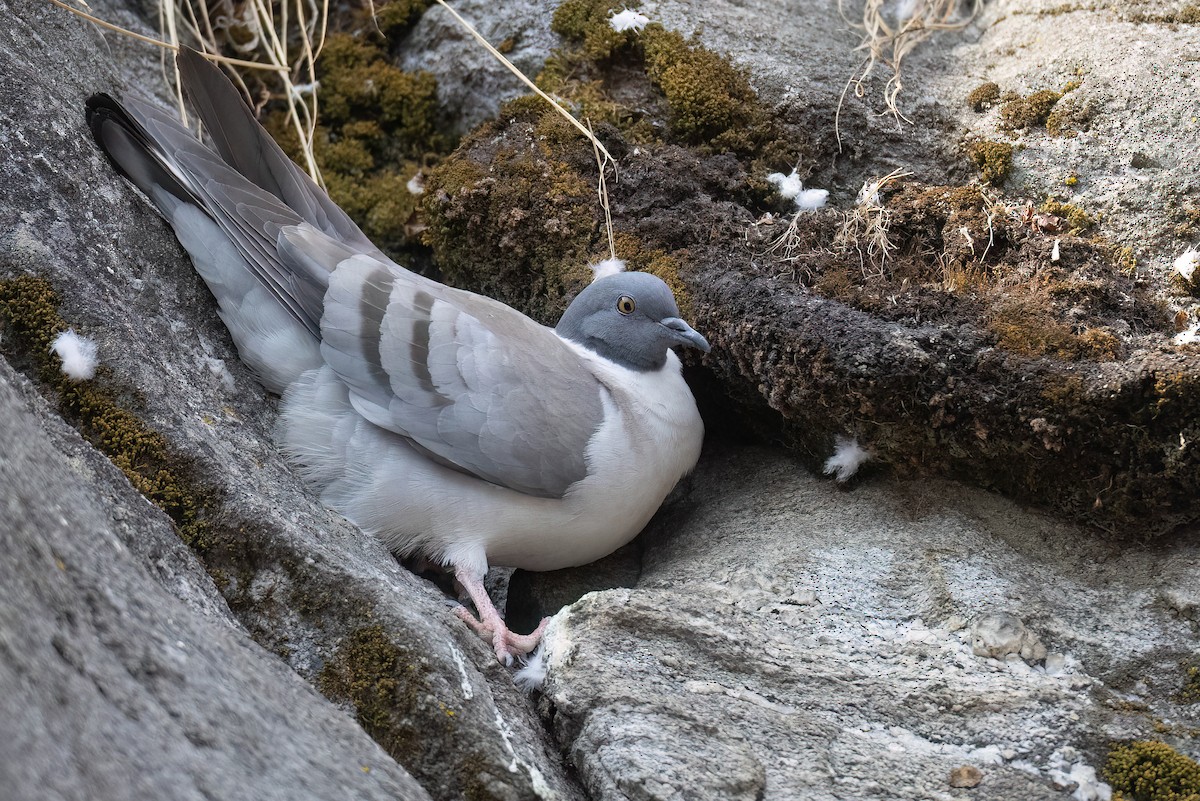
[454, 606, 549, 665]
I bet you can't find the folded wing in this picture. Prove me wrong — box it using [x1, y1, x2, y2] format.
[285, 227, 607, 499]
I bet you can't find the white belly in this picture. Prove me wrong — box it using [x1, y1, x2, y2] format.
[277, 350, 703, 577]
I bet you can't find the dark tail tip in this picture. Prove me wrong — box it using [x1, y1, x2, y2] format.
[83, 92, 192, 207]
[84, 93, 140, 183]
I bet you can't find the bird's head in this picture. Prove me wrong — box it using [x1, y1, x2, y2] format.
[555, 272, 710, 371]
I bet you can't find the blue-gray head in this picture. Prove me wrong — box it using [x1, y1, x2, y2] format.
[556, 272, 710, 371]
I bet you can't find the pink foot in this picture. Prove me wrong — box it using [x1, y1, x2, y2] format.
[452, 566, 548, 665]
[454, 606, 549, 665]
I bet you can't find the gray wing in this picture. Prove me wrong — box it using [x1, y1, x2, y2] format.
[175, 47, 378, 254]
[293, 229, 607, 498]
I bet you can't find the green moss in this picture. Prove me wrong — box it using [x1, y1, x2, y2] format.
[1178, 664, 1200, 704]
[1000, 89, 1062, 130]
[640, 25, 760, 147]
[1111, 244, 1137, 274]
[987, 296, 1121, 361]
[1104, 741, 1200, 801]
[422, 124, 596, 323]
[317, 34, 440, 153]
[548, 2, 785, 153]
[1040, 199, 1095, 234]
[0, 274, 216, 548]
[551, 0, 641, 60]
[967, 140, 1013, 185]
[1129, 4, 1200, 23]
[1176, 207, 1200, 238]
[1046, 96, 1091, 137]
[967, 81, 1001, 111]
[370, 0, 431, 38]
[319, 625, 452, 763]
[262, 31, 447, 258]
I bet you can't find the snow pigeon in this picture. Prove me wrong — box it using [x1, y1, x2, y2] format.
[85, 48, 708, 663]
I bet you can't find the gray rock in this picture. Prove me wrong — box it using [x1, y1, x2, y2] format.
[537, 446, 1200, 800]
[971, 612, 1048, 664]
[0, 2, 582, 799]
[0, 361, 429, 801]
[399, 0, 559, 135]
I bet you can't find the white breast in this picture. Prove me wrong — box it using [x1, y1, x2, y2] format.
[483, 344, 705, 570]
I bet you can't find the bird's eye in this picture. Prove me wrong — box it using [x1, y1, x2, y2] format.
[616, 295, 636, 315]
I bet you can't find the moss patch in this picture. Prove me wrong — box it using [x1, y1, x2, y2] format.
[1104, 741, 1200, 801]
[967, 81, 1001, 111]
[639, 25, 757, 147]
[1041, 198, 1095, 234]
[551, 0, 641, 60]
[987, 296, 1122, 360]
[263, 28, 446, 259]
[422, 120, 597, 324]
[0, 274, 217, 547]
[770, 180, 1159, 365]
[544, 0, 791, 161]
[967, 140, 1013, 185]
[1129, 4, 1200, 23]
[1178, 663, 1200, 704]
[318, 625, 458, 772]
[1047, 96, 1092, 137]
[1000, 89, 1062, 130]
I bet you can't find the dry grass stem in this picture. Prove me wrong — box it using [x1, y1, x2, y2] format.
[835, 0, 980, 148]
[48, 0, 286, 72]
[432, 0, 613, 167]
[588, 120, 618, 261]
[834, 167, 911, 279]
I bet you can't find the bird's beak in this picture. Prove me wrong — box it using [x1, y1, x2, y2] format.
[661, 317, 711, 353]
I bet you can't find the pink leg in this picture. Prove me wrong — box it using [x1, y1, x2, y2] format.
[453, 567, 549, 665]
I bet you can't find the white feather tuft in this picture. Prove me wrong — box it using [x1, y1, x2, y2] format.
[609, 8, 650, 32]
[590, 258, 627, 282]
[50, 329, 99, 381]
[796, 188, 829, 211]
[823, 436, 871, 482]
[856, 182, 881, 207]
[769, 170, 828, 210]
[513, 644, 547, 692]
[767, 170, 804, 200]
[1174, 246, 1200, 281]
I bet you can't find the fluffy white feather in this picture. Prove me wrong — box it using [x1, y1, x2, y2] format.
[856, 182, 881, 207]
[609, 8, 649, 32]
[590, 258, 627, 282]
[1175, 246, 1199, 281]
[823, 436, 871, 482]
[796, 188, 829, 211]
[50, 329, 99, 381]
[768, 170, 828, 210]
[513, 643, 547, 692]
[767, 170, 804, 200]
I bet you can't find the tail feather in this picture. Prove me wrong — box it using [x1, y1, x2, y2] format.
[85, 85, 328, 340]
[85, 94, 195, 212]
[174, 48, 376, 253]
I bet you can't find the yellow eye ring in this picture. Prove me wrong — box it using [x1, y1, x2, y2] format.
[616, 295, 636, 315]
